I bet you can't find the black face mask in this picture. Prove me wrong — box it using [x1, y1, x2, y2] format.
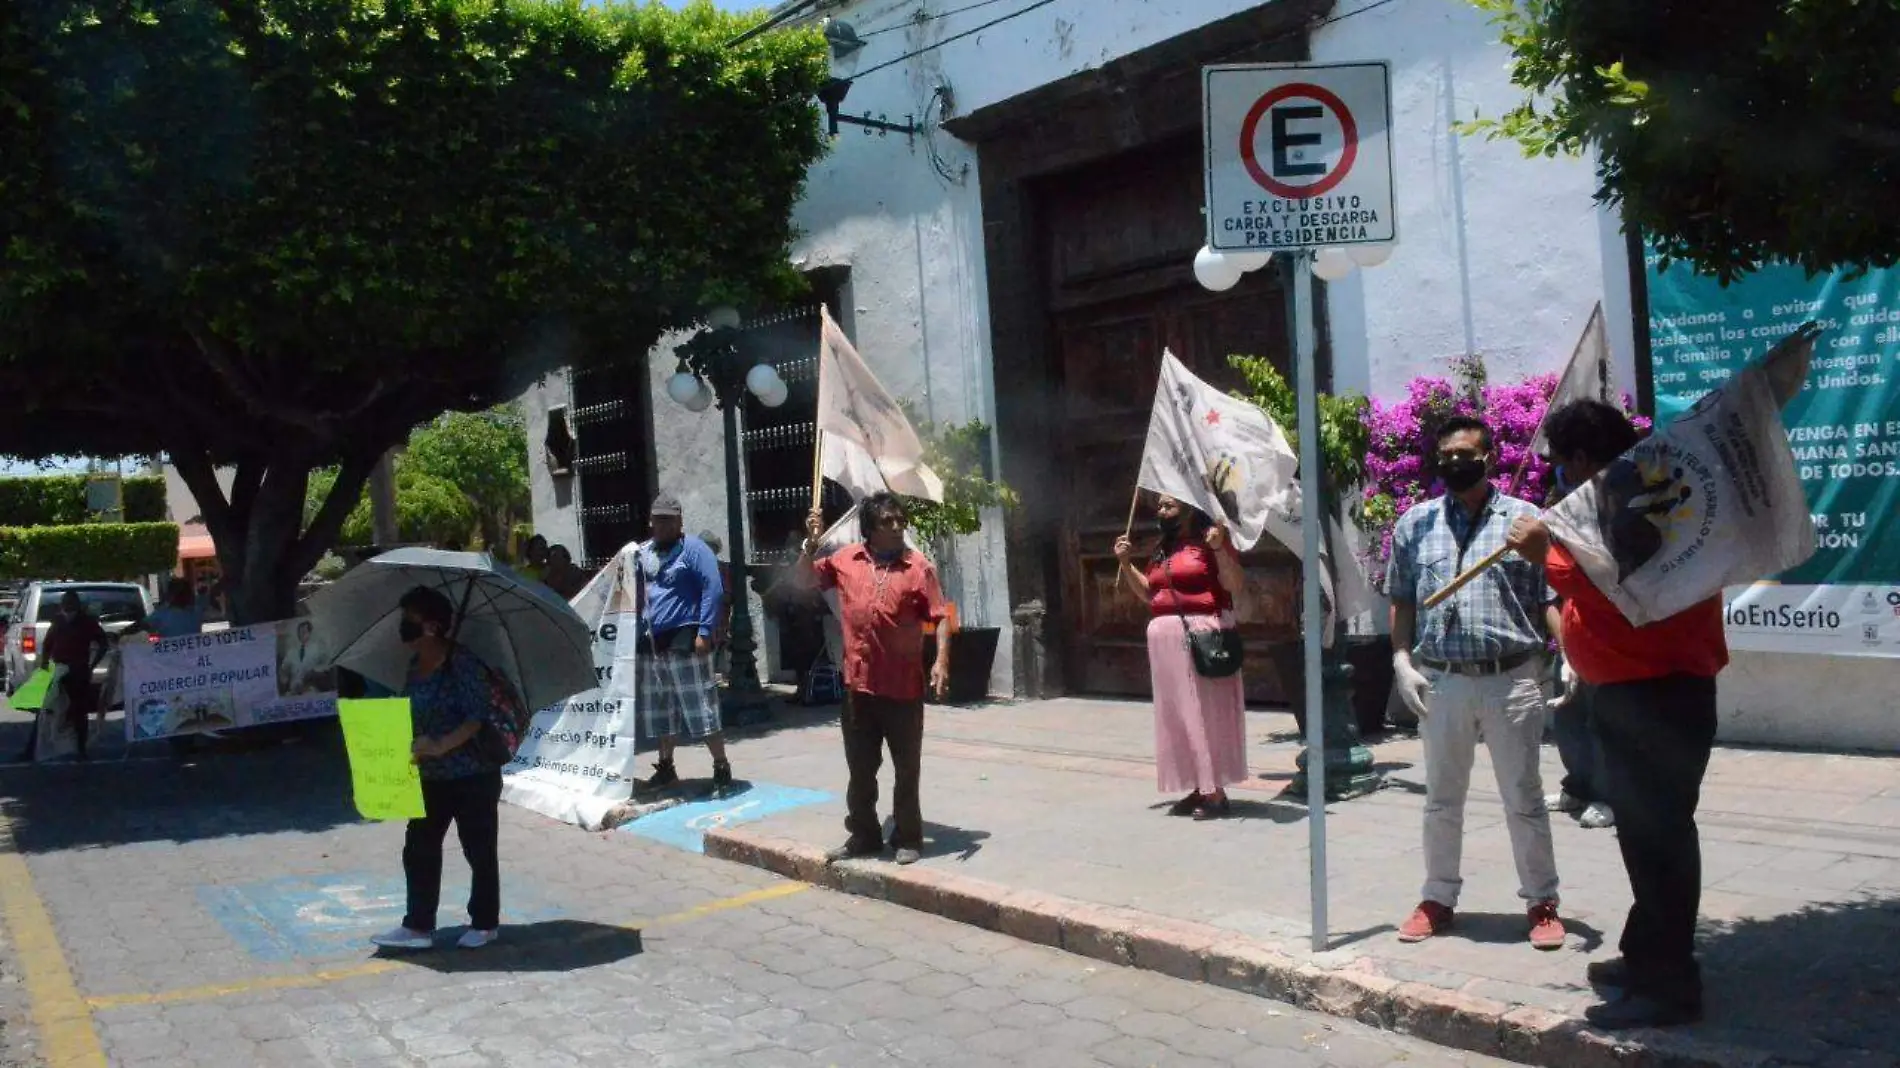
[398, 619, 423, 644]
[1439, 456, 1489, 493]
[1156, 513, 1185, 537]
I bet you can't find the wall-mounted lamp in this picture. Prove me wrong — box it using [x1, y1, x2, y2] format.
[816, 77, 917, 141]
[824, 19, 864, 59]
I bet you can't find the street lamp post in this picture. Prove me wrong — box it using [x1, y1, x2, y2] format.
[667, 306, 791, 723]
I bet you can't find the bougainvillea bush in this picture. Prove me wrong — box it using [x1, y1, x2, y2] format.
[1360, 356, 1646, 590]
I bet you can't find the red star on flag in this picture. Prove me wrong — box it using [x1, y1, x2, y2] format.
[1204, 409, 1221, 427]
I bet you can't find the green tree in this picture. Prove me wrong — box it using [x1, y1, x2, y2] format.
[307, 463, 477, 549]
[1462, 1, 1900, 281]
[404, 405, 528, 556]
[0, 0, 826, 621]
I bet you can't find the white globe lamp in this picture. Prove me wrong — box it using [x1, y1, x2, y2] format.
[1192, 246, 1243, 292]
[666, 370, 702, 407]
[683, 378, 714, 412]
[707, 305, 743, 331]
[1311, 247, 1355, 281]
[758, 378, 790, 409]
[745, 363, 782, 398]
[1229, 248, 1274, 273]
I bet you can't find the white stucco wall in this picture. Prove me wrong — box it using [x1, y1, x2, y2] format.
[520, 373, 584, 555]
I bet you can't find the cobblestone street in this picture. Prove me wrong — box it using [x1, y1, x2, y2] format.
[0, 717, 1509, 1068]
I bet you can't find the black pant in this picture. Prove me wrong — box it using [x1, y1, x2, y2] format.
[19, 670, 94, 761]
[1594, 674, 1718, 1008]
[402, 770, 503, 932]
[842, 692, 924, 851]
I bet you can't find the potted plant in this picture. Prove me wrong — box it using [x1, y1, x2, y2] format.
[897, 412, 1019, 705]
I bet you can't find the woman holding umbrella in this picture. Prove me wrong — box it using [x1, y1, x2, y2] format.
[370, 586, 506, 951]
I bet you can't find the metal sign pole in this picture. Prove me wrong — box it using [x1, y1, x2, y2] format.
[1289, 250, 1329, 953]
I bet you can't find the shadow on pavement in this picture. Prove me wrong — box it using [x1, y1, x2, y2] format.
[1688, 892, 1900, 1058]
[920, 822, 990, 862]
[383, 920, 643, 974]
[0, 723, 361, 853]
[1453, 911, 1607, 952]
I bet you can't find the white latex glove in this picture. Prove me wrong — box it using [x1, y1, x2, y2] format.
[1549, 658, 1579, 709]
[1392, 649, 1431, 719]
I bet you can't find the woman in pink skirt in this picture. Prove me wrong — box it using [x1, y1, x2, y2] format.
[1113, 495, 1248, 819]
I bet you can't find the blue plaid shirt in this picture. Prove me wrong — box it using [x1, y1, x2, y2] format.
[1388, 490, 1554, 663]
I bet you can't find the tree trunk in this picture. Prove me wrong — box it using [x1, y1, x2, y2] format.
[172, 446, 379, 626]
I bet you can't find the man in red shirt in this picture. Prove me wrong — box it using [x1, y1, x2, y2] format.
[797, 492, 951, 866]
[1506, 399, 1727, 1030]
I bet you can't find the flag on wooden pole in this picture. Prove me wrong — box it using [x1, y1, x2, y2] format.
[1510, 303, 1612, 498]
[816, 306, 942, 503]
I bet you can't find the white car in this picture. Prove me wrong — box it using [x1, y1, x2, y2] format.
[3, 582, 152, 697]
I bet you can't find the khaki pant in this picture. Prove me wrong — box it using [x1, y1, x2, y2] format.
[1420, 660, 1559, 907]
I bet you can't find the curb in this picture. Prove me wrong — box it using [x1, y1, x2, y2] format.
[704, 826, 1783, 1068]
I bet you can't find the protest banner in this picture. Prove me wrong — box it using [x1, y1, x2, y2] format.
[121, 619, 338, 742]
[499, 558, 645, 829]
[336, 698, 425, 820]
[1647, 249, 1900, 655]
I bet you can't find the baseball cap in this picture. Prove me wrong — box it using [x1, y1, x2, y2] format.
[650, 493, 683, 518]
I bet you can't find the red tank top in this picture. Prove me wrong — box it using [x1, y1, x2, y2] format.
[1146, 544, 1233, 618]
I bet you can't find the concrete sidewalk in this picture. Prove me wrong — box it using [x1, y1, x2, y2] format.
[689, 697, 1900, 1068]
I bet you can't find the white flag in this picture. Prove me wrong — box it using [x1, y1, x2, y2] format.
[817, 306, 943, 502]
[1528, 302, 1613, 457]
[1137, 351, 1299, 552]
[1544, 325, 1818, 626]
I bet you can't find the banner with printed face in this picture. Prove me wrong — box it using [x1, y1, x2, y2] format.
[499, 555, 645, 829]
[121, 621, 338, 742]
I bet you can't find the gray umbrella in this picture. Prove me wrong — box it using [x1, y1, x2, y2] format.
[306, 548, 593, 713]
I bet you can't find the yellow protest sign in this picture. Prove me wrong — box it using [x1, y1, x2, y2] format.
[337, 699, 426, 821]
[6, 667, 54, 712]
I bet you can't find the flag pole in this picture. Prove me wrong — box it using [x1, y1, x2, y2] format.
[1289, 250, 1330, 954]
[1421, 544, 1512, 610]
[811, 429, 826, 514]
[1124, 487, 1142, 539]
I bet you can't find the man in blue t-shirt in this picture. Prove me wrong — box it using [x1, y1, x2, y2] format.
[634, 493, 731, 794]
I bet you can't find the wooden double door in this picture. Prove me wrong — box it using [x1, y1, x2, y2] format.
[1053, 283, 1303, 705]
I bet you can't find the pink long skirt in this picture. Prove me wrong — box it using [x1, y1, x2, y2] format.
[1147, 614, 1249, 794]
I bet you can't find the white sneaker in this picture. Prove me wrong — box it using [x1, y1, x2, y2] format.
[1580, 802, 1616, 829]
[456, 928, 499, 949]
[370, 926, 433, 950]
[1545, 791, 1586, 814]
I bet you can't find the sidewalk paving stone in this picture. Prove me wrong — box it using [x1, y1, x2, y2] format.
[693, 697, 1900, 1068]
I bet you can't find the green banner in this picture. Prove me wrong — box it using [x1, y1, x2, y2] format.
[1646, 250, 1900, 655]
[337, 699, 426, 821]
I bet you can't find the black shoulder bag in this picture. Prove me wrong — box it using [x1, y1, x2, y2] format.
[1161, 552, 1243, 678]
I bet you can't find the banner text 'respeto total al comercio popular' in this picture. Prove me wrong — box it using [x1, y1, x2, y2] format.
[1646, 250, 1900, 656]
[120, 620, 340, 741]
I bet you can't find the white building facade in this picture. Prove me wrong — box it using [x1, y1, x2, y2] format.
[524, 0, 1895, 750]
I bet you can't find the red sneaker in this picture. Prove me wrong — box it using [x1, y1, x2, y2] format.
[1397, 900, 1454, 942]
[1528, 899, 1565, 950]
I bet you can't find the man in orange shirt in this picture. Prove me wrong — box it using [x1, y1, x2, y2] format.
[1507, 399, 1727, 1030]
[796, 492, 952, 866]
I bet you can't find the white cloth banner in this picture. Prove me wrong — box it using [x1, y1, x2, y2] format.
[121, 621, 338, 742]
[817, 306, 943, 502]
[501, 551, 643, 830]
[1545, 335, 1818, 626]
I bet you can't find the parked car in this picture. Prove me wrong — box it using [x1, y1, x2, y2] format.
[0, 597, 14, 689]
[3, 582, 152, 696]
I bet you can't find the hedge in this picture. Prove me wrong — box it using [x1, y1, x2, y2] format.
[0, 475, 167, 526]
[0, 523, 179, 580]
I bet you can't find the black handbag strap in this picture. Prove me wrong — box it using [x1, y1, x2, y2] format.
[1158, 551, 1204, 641]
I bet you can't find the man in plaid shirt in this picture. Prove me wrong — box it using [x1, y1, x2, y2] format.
[1387, 415, 1565, 951]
